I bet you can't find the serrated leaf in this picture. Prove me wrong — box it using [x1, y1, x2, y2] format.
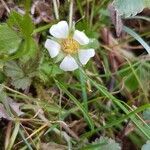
[0, 24, 22, 54]
[114, 0, 150, 18]
[91, 136, 121, 150]
[12, 77, 31, 90]
[40, 63, 63, 77]
[4, 61, 31, 90]
[4, 61, 24, 78]
[142, 141, 150, 150]
[41, 142, 66, 150]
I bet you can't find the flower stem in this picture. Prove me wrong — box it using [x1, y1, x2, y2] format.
[90, 0, 95, 28]
[79, 68, 88, 112]
[52, 0, 59, 20]
[69, 0, 74, 29]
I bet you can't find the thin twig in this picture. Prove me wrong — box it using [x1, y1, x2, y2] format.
[0, 0, 10, 13]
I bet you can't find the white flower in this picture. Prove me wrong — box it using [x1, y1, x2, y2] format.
[44, 21, 95, 71]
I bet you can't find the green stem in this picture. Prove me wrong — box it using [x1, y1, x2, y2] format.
[52, 0, 59, 20]
[90, 0, 95, 28]
[69, 0, 74, 29]
[79, 68, 88, 112]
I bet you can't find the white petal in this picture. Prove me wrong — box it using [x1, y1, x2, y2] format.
[73, 30, 89, 45]
[78, 49, 95, 65]
[60, 55, 78, 71]
[44, 39, 60, 58]
[49, 21, 69, 38]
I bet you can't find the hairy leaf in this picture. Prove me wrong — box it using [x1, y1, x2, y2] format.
[114, 0, 150, 18]
[0, 24, 21, 54]
[7, 11, 34, 38]
[4, 61, 31, 90]
[94, 136, 121, 150]
[82, 136, 121, 150]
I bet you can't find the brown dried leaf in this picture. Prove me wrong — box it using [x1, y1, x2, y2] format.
[108, 3, 123, 37]
[0, 4, 5, 18]
[7, 97, 24, 116]
[69, 119, 87, 136]
[0, 103, 11, 120]
[31, 1, 53, 23]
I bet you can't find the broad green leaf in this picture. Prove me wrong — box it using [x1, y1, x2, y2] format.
[4, 61, 31, 90]
[114, 0, 150, 18]
[82, 136, 121, 150]
[7, 11, 34, 38]
[20, 38, 37, 63]
[21, 14, 34, 38]
[12, 77, 31, 90]
[7, 11, 23, 33]
[40, 63, 63, 76]
[0, 24, 21, 54]
[4, 61, 24, 78]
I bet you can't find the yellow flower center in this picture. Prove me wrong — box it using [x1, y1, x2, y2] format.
[61, 38, 79, 54]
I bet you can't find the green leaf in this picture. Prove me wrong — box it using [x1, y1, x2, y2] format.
[21, 14, 34, 38]
[0, 24, 22, 54]
[144, 0, 150, 7]
[7, 11, 23, 32]
[12, 77, 31, 90]
[55, 79, 95, 130]
[114, 0, 150, 18]
[20, 38, 37, 63]
[7, 11, 34, 38]
[4, 61, 24, 78]
[87, 38, 99, 49]
[82, 136, 121, 150]
[40, 63, 63, 76]
[123, 26, 150, 54]
[4, 61, 31, 90]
